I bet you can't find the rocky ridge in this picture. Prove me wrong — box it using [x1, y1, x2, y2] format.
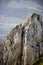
[0, 13, 43, 65]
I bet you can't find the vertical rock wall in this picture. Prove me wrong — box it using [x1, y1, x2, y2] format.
[2, 13, 43, 65]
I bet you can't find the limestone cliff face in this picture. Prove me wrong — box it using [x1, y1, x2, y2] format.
[2, 13, 43, 65]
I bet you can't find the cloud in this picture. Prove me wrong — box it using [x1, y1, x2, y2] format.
[0, 15, 24, 27]
[0, 15, 24, 36]
[0, 0, 11, 7]
[0, 15, 25, 39]
[0, 34, 5, 37]
[0, 0, 43, 18]
[6, 0, 43, 12]
[0, 0, 43, 11]
[7, 0, 21, 8]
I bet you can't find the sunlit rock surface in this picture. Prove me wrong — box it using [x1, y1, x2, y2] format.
[0, 13, 43, 65]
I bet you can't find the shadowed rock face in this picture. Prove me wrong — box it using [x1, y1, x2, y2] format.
[0, 13, 43, 65]
[3, 24, 22, 65]
[0, 43, 4, 65]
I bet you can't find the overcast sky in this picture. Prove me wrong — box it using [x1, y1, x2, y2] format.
[0, 0, 43, 41]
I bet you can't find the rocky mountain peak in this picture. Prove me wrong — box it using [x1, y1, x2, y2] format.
[0, 13, 43, 65]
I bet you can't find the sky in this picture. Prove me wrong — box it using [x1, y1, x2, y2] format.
[0, 0, 43, 41]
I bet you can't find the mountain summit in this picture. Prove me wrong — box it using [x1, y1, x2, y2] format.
[0, 13, 43, 65]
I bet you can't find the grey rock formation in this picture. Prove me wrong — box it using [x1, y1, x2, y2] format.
[23, 13, 43, 65]
[0, 43, 4, 65]
[0, 13, 43, 65]
[3, 24, 22, 65]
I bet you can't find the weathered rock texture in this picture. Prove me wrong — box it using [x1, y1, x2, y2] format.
[0, 43, 4, 65]
[0, 13, 43, 65]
